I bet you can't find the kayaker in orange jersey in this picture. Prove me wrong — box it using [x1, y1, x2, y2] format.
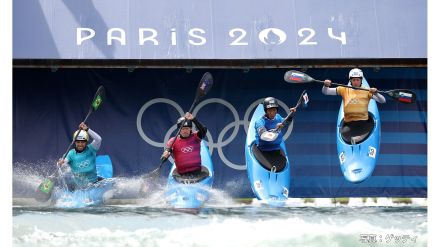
[321, 68, 386, 139]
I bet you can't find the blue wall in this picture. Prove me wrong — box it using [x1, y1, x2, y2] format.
[13, 68, 427, 197]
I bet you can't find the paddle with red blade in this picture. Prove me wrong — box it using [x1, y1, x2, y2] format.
[283, 70, 417, 104]
[261, 90, 309, 142]
[148, 72, 214, 179]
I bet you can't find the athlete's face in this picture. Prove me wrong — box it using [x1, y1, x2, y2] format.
[179, 127, 191, 138]
[351, 77, 362, 87]
[266, 108, 277, 119]
[75, 140, 87, 151]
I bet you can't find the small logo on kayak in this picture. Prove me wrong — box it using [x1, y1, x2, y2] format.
[339, 152, 346, 164]
[282, 187, 289, 198]
[254, 180, 263, 190]
[368, 146, 376, 158]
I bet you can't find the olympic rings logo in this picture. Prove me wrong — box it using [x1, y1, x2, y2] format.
[136, 98, 294, 170]
[181, 146, 194, 153]
[77, 160, 91, 169]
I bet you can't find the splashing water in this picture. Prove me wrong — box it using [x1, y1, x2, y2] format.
[13, 161, 427, 247]
[13, 206, 427, 247]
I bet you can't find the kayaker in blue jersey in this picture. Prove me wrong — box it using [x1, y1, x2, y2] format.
[57, 122, 103, 190]
[255, 97, 296, 152]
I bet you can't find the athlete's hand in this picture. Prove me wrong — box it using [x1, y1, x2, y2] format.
[57, 159, 65, 166]
[184, 112, 194, 120]
[369, 88, 378, 94]
[161, 150, 171, 159]
[79, 122, 89, 131]
[324, 79, 332, 87]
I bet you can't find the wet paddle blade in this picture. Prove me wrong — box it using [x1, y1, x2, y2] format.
[195, 72, 214, 100]
[34, 178, 55, 202]
[387, 89, 417, 104]
[284, 70, 315, 83]
[301, 91, 309, 107]
[91, 86, 106, 111]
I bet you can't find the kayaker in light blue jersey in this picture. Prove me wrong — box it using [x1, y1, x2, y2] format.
[58, 122, 102, 189]
[255, 97, 296, 151]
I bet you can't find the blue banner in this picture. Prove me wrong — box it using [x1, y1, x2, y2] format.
[13, 68, 427, 198]
[13, 0, 426, 59]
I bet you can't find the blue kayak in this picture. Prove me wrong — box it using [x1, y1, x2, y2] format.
[336, 79, 381, 183]
[52, 155, 113, 208]
[245, 104, 290, 207]
[165, 140, 214, 209]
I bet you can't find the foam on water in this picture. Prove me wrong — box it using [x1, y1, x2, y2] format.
[13, 206, 427, 247]
[13, 162, 427, 247]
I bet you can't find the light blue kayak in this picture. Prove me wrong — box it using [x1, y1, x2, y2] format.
[245, 104, 290, 207]
[336, 79, 381, 183]
[52, 155, 113, 208]
[165, 140, 214, 209]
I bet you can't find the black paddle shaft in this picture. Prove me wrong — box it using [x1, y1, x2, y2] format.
[61, 86, 106, 160]
[284, 70, 416, 103]
[280, 90, 307, 128]
[35, 85, 106, 201]
[313, 79, 416, 103]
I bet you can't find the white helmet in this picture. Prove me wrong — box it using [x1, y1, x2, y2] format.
[73, 130, 89, 142]
[349, 68, 363, 79]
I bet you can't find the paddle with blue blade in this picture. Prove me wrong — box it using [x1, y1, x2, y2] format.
[34, 85, 106, 202]
[283, 70, 417, 104]
[261, 90, 309, 142]
[148, 72, 214, 179]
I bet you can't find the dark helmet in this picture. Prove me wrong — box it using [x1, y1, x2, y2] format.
[176, 117, 193, 128]
[263, 97, 279, 111]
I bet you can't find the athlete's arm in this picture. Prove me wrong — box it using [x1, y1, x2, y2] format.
[372, 93, 386, 103]
[88, 129, 102, 150]
[255, 118, 267, 137]
[193, 117, 207, 139]
[322, 86, 337, 95]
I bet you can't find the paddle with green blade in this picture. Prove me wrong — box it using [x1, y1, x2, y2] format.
[283, 70, 417, 104]
[147, 72, 214, 179]
[34, 85, 106, 202]
[260, 90, 309, 142]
